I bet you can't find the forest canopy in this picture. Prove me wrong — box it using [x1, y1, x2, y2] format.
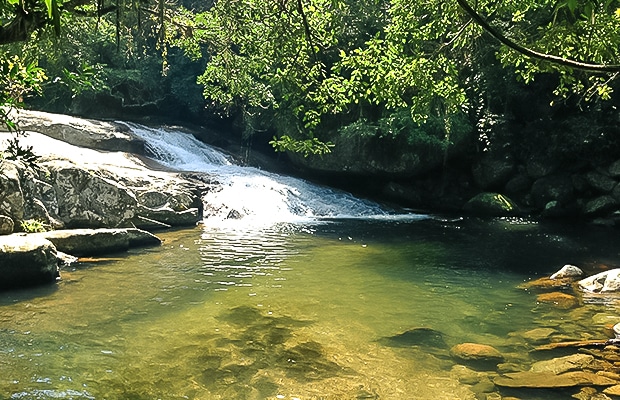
[1, 0, 619, 154]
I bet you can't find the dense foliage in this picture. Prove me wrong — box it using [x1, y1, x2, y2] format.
[1, 0, 619, 157]
[179, 0, 620, 154]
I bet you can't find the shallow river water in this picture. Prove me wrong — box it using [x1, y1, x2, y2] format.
[3, 217, 620, 399]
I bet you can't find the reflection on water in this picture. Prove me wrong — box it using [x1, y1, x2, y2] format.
[2, 218, 620, 399]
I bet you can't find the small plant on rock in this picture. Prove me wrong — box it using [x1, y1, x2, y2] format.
[20, 219, 47, 233]
[4, 135, 40, 170]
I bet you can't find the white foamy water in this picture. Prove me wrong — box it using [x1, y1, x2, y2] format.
[124, 123, 424, 226]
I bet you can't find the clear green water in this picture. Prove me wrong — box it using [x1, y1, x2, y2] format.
[2, 217, 620, 399]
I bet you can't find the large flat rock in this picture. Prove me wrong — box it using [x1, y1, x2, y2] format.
[34, 228, 161, 256]
[3, 109, 145, 154]
[493, 371, 618, 388]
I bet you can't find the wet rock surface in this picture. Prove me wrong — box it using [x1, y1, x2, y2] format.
[463, 192, 520, 217]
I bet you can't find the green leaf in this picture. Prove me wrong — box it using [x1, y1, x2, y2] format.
[44, 0, 53, 18]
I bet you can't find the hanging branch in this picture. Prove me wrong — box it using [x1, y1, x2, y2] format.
[296, 0, 317, 61]
[96, 0, 104, 30]
[115, 0, 121, 49]
[456, 0, 620, 73]
[158, 0, 165, 47]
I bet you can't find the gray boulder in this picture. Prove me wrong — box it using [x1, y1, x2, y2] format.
[472, 153, 516, 190]
[288, 125, 471, 177]
[550, 264, 583, 280]
[0, 130, 205, 230]
[4, 109, 145, 154]
[135, 206, 200, 228]
[526, 158, 558, 179]
[289, 135, 441, 176]
[0, 160, 26, 221]
[34, 228, 161, 257]
[47, 161, 138, 228]
[584, 195, 618, 216]
[586, 171, 617, 193]
[578, 269, 620, 293]
[0, 215, 14, 235]
[504, 174, 532, 195]
[530, 175, 574, 209]
[0, 234, 58, 289]
[609, 160, 620, 178]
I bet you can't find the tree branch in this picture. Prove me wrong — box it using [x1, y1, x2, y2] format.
[0, 8, 46, 45]
[456, 0, 620, 73]
[296, 0, 317, 61]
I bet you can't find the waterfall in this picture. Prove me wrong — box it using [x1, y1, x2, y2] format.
[124, 123, 424, 226]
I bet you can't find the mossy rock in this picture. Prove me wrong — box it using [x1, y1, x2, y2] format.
[463, 192, 520, 217]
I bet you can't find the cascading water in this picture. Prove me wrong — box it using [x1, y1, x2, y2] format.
[124, 123, 423, 225]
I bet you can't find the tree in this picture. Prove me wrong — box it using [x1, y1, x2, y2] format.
[180, 0, 620, 155]
[1, 0, 619, 156]
[0, 0, 190, 128]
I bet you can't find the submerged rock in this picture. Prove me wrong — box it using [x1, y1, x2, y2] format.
[519, 276, 576, 290]
[450, 343, 504, 364]
[0, 234, 58, 289]
[604, 384, 620, 396]
[518, 327, 558, 344]
[536, 292, 580, 309]
[380, 327, 447, 349]
[450, 365, 487, 385]
[493, 371, 618, 388]
[530, 354, 595, 375]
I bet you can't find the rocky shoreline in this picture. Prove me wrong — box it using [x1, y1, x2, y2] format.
[0, 228, 161, 289]
[0, 109, 214, 289]
[426, 265, 620, 399]
[289, 126, 620, 225]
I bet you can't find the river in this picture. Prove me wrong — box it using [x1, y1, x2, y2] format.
[1, 126, 620, 399]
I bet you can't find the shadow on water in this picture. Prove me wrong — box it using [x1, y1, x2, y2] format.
[316, 216, 620, 276]
[0, 283, 59, 305]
